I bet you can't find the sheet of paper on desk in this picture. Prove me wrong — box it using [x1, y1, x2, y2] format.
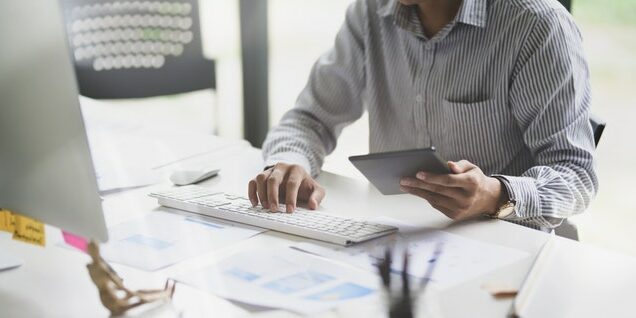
[100, 211, 265, 271]
[174, 247, 379, 315]
[94, 163, 161, 193]
[0, 252, 23, 271]
[85, 122, 247, 192]
[293, 229, 530, 288]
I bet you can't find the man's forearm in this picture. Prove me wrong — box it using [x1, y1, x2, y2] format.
[262, 109, 337, 177]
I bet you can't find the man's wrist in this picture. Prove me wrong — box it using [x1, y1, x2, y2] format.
[485, 176, 509, 215]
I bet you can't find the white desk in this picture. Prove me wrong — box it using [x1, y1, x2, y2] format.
[1, 137, 635, 317]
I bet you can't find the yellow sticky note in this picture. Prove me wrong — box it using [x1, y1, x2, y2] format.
[12, 214, 46, 247]
[0, 209, 16, 233]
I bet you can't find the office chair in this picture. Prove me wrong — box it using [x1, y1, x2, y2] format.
[558, 0, 572, 11]
[590, 114, 606, 147]
[59, 0, 215, 99]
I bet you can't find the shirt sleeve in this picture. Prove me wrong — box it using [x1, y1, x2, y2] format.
[493, 10, 598, 229]
[262, 0, 367, 177]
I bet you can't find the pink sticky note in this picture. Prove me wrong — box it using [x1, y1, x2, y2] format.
[62, 231, 88, 253]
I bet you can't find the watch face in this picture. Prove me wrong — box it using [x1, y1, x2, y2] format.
[498, 202, 515, 219]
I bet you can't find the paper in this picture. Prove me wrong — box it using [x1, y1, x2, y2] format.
[0, 251, 23, 271]
[0, 209, 15, 233]
[293, 229, 529, 288]
[100, 211, 265, 271]
[0, 209, 46, 247]
[12, 215, 46, 246]
[512, 236, 636, 317]
[94, 164, 161, 193]
[85, 121, 246, 192]
[86, 127, 165, 192]
[62, 231, 89, 253]
[174, 247, 379, 315]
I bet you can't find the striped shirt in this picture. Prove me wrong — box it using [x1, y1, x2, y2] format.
[262, 0, 598, 230]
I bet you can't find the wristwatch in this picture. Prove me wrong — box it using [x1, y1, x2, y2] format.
[493, 200, 516, 219]
[490, 175, 515, 219]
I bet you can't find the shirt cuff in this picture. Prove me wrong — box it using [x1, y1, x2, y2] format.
[264, 152, 313, 176]
[491, 174, 540, 221]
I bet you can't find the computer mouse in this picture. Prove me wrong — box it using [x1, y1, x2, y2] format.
[169, 168, 220, 186]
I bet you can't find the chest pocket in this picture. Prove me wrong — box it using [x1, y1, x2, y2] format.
[437, 99, 523, 174]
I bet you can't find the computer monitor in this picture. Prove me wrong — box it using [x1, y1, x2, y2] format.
[0, 0, 108, 242]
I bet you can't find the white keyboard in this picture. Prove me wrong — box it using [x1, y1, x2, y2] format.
[149, 185, 398, 246]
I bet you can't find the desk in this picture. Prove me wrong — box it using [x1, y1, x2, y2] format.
[1, 133, 634, 317]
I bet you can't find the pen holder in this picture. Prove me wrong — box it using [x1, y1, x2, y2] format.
[376, 244, 442, 318]
[387, 291, 415, 318]
[376, 249, 416, 318]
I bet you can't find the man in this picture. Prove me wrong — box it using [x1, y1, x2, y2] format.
[247, 0, 597, 231]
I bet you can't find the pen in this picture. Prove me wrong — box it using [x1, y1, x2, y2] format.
[416, 241, 443, 298]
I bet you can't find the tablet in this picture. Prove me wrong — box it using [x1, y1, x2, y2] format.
[349, 147, 451, 195]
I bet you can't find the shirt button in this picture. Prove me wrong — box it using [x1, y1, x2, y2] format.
[415, 95, 423, 103]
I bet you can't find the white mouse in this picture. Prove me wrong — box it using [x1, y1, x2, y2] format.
[169, 168, 220, 186]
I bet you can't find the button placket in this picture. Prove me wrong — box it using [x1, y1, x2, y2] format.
[424, 42, 437, 147]
[418, 41, 436, 147]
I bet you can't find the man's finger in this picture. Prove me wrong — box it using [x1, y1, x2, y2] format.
[248, 179, 258, 207]
[255, 170, 271, 209]
[400, 177, 463, 198]
[267, 167, 285, 212]
[448, 160, 476, 174]
[284, 166, 304, 213]
[400, 186, 457, 213]
[415, 172, 464, 188]
[406, 186, 462, 220]
[307, 184, 325, 210]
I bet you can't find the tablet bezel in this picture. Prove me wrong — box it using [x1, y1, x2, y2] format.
[348, 147, 451, 195]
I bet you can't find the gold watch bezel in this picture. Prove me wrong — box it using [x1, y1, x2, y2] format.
[495, 201, 516, 219]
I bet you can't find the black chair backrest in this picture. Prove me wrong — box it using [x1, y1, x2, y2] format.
[558, 0, 572, 11]
[590, 114, 606, 147]
[60, 0, 215, 98]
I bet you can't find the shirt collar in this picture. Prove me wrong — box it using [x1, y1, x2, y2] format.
[377, 0, 488, 28]
[376, 0, 398, 18]
[456, 0, 487, 28]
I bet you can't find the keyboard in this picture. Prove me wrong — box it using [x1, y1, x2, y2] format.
[149, 185, 398, 246]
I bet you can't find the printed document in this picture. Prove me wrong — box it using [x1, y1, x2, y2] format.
[100, 211, 265, 271]
[174, 247, 379, 315]
[293, 229, 529, 288]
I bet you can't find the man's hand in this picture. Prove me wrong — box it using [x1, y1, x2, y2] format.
[399, 160, 506, 220]
[248, 163, 326, 213]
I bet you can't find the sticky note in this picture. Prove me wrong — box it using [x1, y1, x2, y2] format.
[0, 209, 46, 247]
[0, 209, 16, 233]
[12, 214, 46, 246]
[62, 231, 88, 253]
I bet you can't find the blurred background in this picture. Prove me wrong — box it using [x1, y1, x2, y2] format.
[95, 0, 635, 255]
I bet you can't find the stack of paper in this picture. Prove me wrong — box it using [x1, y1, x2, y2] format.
[84, 120, 246, 192]
[100, 211, 265, 271]
[293, 229, 530, 288]
[174, 247, 379, 315]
